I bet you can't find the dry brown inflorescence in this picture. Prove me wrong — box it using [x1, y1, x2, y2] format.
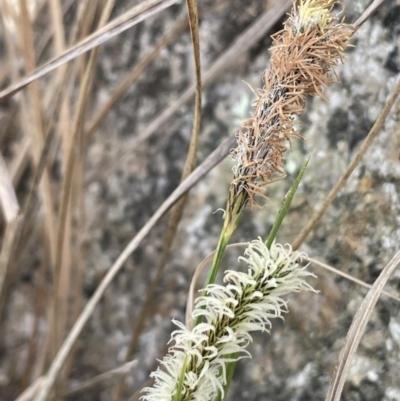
[230, 0, 354, 210]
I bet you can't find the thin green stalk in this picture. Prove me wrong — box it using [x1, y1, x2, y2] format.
[194, 189, 247, 327]
[173, 357, 188, 401]
[266, 157, 310, 249]
[206, 190, 247, 285]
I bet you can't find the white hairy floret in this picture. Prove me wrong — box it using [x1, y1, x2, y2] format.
[141, 239, 316, 401]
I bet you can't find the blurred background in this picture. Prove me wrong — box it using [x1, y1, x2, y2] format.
[0, 0, 400, 400]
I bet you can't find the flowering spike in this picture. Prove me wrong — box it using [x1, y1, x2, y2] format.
[230, 0, 353, 208]
[141, 239, 316, 401]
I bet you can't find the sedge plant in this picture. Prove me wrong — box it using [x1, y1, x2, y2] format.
[141, 0, 354, 400]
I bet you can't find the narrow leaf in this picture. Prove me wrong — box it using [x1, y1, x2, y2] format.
[266, 157, 309, 249]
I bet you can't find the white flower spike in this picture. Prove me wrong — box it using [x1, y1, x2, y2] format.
[141, 239, 316, 401]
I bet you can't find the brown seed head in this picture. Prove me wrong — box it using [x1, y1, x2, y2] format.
[231, 0, 354, 208]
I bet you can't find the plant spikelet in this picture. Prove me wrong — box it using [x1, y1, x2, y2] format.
[141, 239, 316, 401]
[231, 0, 353, 208]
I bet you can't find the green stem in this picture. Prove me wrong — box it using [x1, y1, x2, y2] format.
[194, 188, 246, 327]
[203, 222, 232, 287]
[266, 157, 310, 249]
[174, 188, 245, 400]
[173, 356, 188, 401]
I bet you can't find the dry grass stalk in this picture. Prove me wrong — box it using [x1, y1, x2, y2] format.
[0, 151, 20, 223]
[49, 0, 116, 386]
[16, 0, 59, 270]
[305, 256, 400, 303]
[354, 0, 385, 29]
[62, 360, 137, 397]
[0, 218, 20, 297]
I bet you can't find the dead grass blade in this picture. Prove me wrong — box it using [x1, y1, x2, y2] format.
[45, 0, 68, 373]
[186, 0, 202, 127]
[111, 1, 203, 399]
[20, 255, 47, 391]
[14, 377, 44, 401]
[90, 0, 290, 181]
[33, 134, 236, 401]
[325, 250, 400, 401]
[61, 360, 137, 397]
[0, 0, 179, 101]
[0, 153, 20, 300]
[61, 161, 87, 385]
[49, 0, 66, 54]
[305, 256, 400, 303]
[354, 0, 385, 29]
[50, 0, 116, 375]
[292, 76, 400, 250]
[0, 151, 20, 223]
[9, 137, 31, 186]
[16, 0, 59, 269]
[0, 217, 21, 298]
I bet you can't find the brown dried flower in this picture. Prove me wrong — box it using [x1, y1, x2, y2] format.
[230, 0, 354, 208]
